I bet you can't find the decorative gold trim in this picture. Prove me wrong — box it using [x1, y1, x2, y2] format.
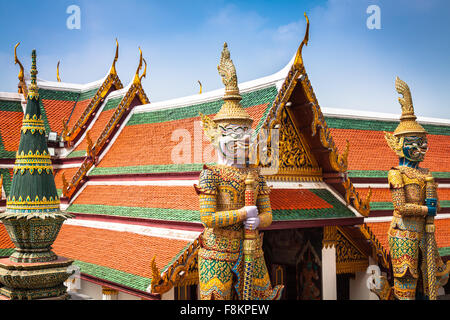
[342, 178, 372, 217]
[61, 173, 69, 198]
[335, 227, 369, 274]
[64, 81, 149, 199]
[133, 47, 147, 86]
[63, 40, 124, 143]
[150, 238, 200, 294]
[322, 226, 338, 249]
[359, 223, 390, 269]
[102, 287, 118, 296]
[293, 12, 309, 69]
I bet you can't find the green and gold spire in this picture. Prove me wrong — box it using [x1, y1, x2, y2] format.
[0, 50, 72, 265]
[5, 50, 61, 215]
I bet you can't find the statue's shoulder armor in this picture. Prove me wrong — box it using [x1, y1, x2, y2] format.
[257, 174, 270, 195]
[388, 167, 404, 189]
[194, 165, 218, 195]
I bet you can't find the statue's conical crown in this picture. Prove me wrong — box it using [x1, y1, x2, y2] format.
[393, 77, 427, 137]
[214, 43, 253, 127]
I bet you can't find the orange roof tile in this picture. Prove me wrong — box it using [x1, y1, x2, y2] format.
[0, 224, 14, 250]
[53, 224, 189, 278]
[73, 185, 199, 210]
[53, 167, 80, 190]
[97, 104, 269, 168]
[357, 188, 450, 203]
[330, 128, 450, 173]
[42, 99, 76, 134]
[72, 185, 333, 211]
[0, 110, 23, 152]
[74, 109, 116, 152]
[269, 189, 333, 210]
[67, 99, 91, 129]
[366, 219, 450, 252]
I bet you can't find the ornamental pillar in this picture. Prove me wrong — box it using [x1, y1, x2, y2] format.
[322, 226, 337, 300]
[102, 287, 119, 300]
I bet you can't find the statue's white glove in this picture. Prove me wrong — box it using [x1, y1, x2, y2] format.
[244, 206, 258, 218]
[244, 217, 260, 230]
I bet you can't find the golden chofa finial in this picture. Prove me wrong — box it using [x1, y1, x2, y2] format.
[198, 80, 202, 94]
[110, 38, 119, 76]
[133, 47, 147, 85]
[14, 42, 27, 96]
[57, 60, 61, 82]
[294, 12, 310, 69]
[27, 49, 39, 100]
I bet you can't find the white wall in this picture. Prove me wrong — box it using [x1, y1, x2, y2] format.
[349, 257, 379, 300]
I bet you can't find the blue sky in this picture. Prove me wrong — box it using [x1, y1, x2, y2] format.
[0, 0, 449, 118]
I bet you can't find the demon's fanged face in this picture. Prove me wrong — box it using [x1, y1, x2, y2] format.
[402, 135, 428, 162]
[217, 123, 252, 163]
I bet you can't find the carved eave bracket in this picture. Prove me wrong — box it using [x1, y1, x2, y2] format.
[335, 226, 370, 274]
[342, 177, 372, 217]
[359, 224, 390, 269]
[150, 238, 200, 294]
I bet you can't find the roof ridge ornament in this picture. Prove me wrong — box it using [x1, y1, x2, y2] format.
[110, 38, 119, 76]
[57, 60, 61, 82]
[294, 12, 309, 69]
[14, 42, 27, 97]
[133, 47, 147, 85]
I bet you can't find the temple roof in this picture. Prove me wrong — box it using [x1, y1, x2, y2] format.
[0, 17, 448, 296]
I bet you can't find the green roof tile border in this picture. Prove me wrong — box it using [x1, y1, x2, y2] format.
[102, 96, 124, 112]
[370, 201, 450, 211]
[67, 189, 355, 222]
[439, 247, 450, 257]
[0, 100, 23, 112]
[67, 150, 86, 158]
[0, 168, 13, 196]
[0, 248, 14, 257]
[78, 87, 101, 101]
[71, 260, 151, 292]
[0, 132, 16, 158]
[90, 163, 212, 176]
[325, 117, 450, 136]
[38, 88, 80, 102]
[348, 170, 450, 179]
[127, 86, 278, 126]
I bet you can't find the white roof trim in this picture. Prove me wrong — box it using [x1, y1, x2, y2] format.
[0, 92, 23, 102]
[28, 77, 107, 93]
[63, 218, 201, 242]
[133, 53, 296, 114]
[322, 107, 450, 126]
[59, 87, 128, 157]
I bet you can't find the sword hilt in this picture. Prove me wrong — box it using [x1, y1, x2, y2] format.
[425, 177, 437, 232]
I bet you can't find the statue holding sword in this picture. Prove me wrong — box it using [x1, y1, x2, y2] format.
[384, 77, 450, 300]
[194, 43, 283, 300]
